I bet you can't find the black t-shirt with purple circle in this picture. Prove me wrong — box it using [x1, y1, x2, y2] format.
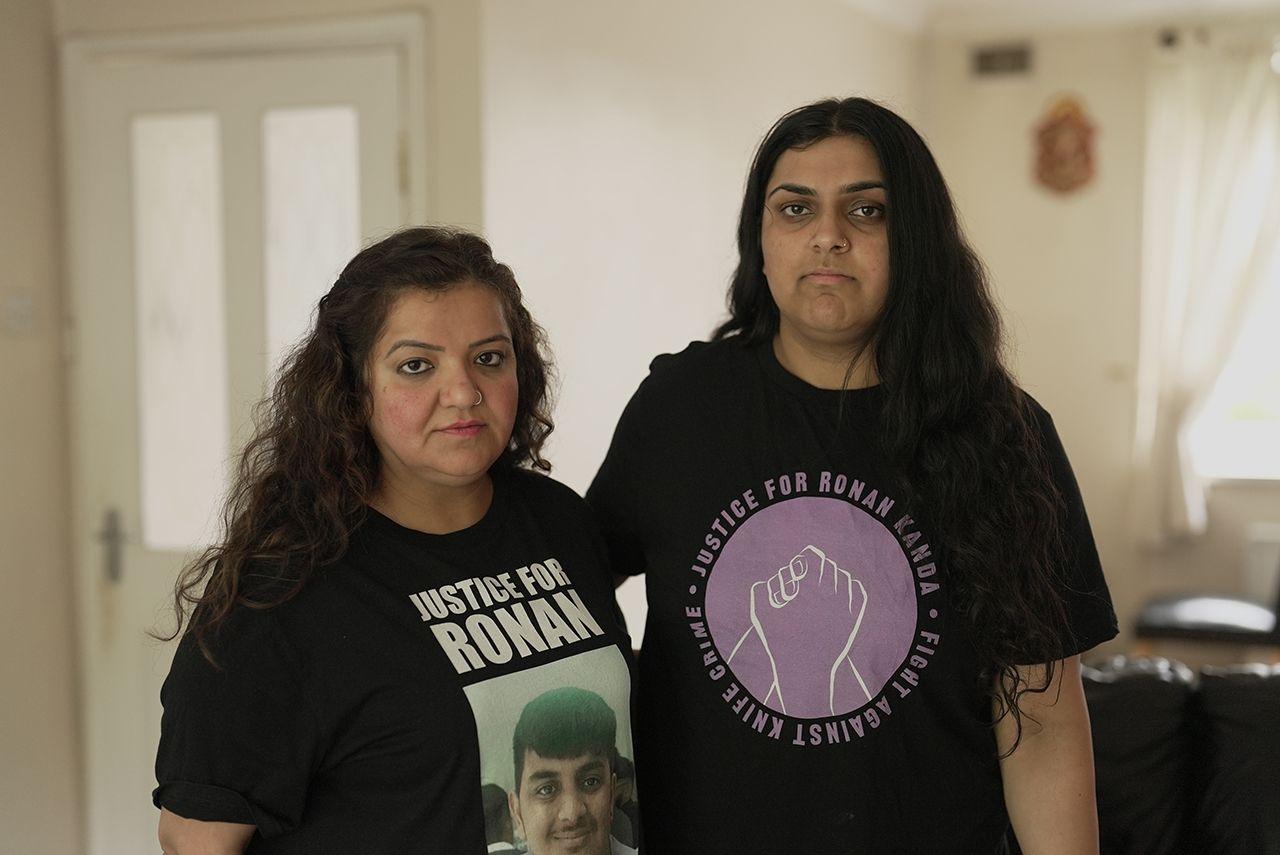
[587, 337, 1117, 854]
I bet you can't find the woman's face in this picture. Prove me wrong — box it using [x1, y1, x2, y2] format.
[366, 282, 519, 495]
[760, 134, 890, 352]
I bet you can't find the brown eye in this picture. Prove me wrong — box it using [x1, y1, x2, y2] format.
[399, 358, 432, 375]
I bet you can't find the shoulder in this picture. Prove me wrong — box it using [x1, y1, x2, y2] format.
[1017, 389, 1054, 428]
[1013, 390, 1071, 461]
[163, 600, 303, 709]
[647, 337, 751, 380]
[627, 336, 754, 407]
[501, 467, 590, 512]
[500, 468, 613, 569]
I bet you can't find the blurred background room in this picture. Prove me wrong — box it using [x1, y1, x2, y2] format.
[3, 0, 1279, 852]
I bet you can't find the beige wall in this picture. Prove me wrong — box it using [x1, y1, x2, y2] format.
[924, 20, 1280, 650]
[0, 1, 81, 852]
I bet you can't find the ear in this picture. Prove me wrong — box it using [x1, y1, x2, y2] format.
[507, 789, 524, 839]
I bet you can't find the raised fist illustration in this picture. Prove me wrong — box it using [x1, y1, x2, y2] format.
[729, 545, 869, 717]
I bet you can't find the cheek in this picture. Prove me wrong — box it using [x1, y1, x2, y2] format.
[488, 375, 520, 425]
[528, 799, 555, 825]
[867, 244, 891, 302]
[372, 388, 432, 437]
[760, 230, 795, 295]
[760, 231, 780, 277]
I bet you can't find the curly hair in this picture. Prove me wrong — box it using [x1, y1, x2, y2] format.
[162, 227, 555, 663]
[714, 97, 1073, 750]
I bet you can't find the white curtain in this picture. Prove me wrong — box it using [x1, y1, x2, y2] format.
[1132, 31, 1280, 545]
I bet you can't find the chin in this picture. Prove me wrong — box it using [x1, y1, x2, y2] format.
[425, 454, 502, 486]
[436, 465, 498, 486]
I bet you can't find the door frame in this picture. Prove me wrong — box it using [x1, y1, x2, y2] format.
[59, 12, 430, 851]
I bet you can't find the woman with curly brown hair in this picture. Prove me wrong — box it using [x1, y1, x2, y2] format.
[154, 227, 640, 854]
[588, 98, 1116, 853]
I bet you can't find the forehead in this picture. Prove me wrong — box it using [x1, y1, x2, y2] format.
[768, 135, 883, 186]
[520, 748, 608, 779]
[378, 281, 509, 338]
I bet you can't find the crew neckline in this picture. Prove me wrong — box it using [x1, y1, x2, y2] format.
[753, 338, 885, 410]
[362, 469, 513, 548]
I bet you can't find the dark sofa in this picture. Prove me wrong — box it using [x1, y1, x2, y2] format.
[1082, 657, 1280, 855]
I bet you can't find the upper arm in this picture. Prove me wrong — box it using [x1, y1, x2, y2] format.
[586, 382, 656, 580]
[1026, 402, 1118, 650]
[994, 656, 1090, 751]
[158, 808, 255, 855]
[155, 611, 319, 837]
[995, 657, 1099, 854]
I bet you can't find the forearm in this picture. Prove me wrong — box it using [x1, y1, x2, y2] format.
[995, 656, 1099, 855]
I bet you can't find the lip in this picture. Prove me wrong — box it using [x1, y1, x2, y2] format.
[437, 420, 484, 437]
[803, 268, 854, 284]
[551, 828, 591, 841]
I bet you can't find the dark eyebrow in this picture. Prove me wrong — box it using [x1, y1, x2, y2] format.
[385, 339, 443, 357]
[469, 334, 512, 349]
[767, 183, 815, 199]
[528, 769, 562, 782]
[766, 181, 885, 200]
[384, 333, 511, 358]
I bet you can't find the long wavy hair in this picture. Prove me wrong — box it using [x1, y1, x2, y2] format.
[162, 227, 555, 663]
[715, 97, 1072, 746]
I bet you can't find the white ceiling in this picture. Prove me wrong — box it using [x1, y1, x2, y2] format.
[848, 0, 1280, 34]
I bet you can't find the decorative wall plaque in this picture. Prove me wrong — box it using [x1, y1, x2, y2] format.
[1033, 96, 1096, 194]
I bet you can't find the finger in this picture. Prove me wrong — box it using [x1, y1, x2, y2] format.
[788, 553, 808, 583]
[799, 544, 826, 566]
[780, 564, 801, 601]
[838, 567, 854, 609]
[822, 554, 839, 589]
[767, 571, 785, 608]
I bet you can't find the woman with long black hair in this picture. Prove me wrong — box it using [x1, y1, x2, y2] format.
[588, 98, 1116, 853]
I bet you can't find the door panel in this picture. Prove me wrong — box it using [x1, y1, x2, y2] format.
[65, 43, 407, 854]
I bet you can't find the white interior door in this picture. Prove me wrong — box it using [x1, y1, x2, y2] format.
[62, 23, 422, 854]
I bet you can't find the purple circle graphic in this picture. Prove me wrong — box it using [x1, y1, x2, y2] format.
[705, 497, 916, 719]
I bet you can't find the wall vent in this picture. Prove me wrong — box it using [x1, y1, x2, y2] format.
[972, 44, 1032, 76]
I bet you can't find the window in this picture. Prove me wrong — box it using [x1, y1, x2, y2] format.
[1188, 276, 1280, 480]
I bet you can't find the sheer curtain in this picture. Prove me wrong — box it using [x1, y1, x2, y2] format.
[1132, 29, 1280, 545]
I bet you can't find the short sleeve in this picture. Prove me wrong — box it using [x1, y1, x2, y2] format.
[586, 378, 655, 578]
[1031, 403, 1120, 657]
[153, 606, 322, 837]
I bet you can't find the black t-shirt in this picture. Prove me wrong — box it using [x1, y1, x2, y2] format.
[586, 338, 1117, 855]
[155, 468, 642, 855]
